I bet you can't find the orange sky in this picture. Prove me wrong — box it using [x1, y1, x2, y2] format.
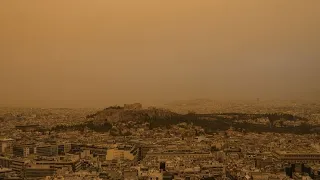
[0, 1, 319, 107]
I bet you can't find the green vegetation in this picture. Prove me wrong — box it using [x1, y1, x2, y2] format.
[146, 113, 317, 134]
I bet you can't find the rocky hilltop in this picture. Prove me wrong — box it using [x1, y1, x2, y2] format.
[86, 103, 177, 124]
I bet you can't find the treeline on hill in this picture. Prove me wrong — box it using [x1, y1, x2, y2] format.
[196, 113, 307, 121]
[51, 121, 112, 132]
[146, 112, 315, 134]
[147, 115, 232, 133]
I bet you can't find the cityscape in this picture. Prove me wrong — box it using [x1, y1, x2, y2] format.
[1, 0, 320, 180]
[0, 101, 319, 179]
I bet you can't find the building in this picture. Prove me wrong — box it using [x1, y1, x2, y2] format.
[123, 169, 138, 180]
[146, 149, 213, 160]
[58, 143, 71, 154]
[0, 168, 13, 179]
[255, 157, 275, 169]
[23, 165, 55, 179]
[250, 172, 276, 180]
[303, 164, 320, 179]
[34, 155, 82, 172]
[10, 158, 30, 177]
[137, 144, 159, 161]
[101, 159, 118, 169]
[162, 172, 174, 180]
[273, 151, 320, 164]
[160, 162, 166, 172]
[147, 171, 163, 180]
[13, 146, 30, 157]
[0, 138, 14, 154]
[23, 143, 36, 154]
[36, 145, 58, 157]
[200, 163, 225, 176]
[292, 172, 312, 180]
[106, 145, 139, 161]
[224, 146, 242, 159]
[80, 144, 108, 158]
[0, 157, 12, 168]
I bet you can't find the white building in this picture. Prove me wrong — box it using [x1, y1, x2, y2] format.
[106, 145, 139, 161]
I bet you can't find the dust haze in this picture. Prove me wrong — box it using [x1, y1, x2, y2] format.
[0, 0, 319, 108]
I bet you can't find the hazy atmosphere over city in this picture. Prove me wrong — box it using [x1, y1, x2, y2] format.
[1, 0, 320, 108]
[1, 1, 320, 180]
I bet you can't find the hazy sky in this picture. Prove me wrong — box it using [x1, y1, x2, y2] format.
[0, 1, 319, 107]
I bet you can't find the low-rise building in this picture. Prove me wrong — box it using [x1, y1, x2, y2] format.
[146, 149, 213, 160]
[24, 165, 55, 179]
[273, 151, 320, 164]
[106, 145, 139, 161]
[0, 138, 14, 154]
[0, 157, 12, 168]
[35, 155, 82, 172]
[36, 145, 59, 157]
[13, 146, 30, 157]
